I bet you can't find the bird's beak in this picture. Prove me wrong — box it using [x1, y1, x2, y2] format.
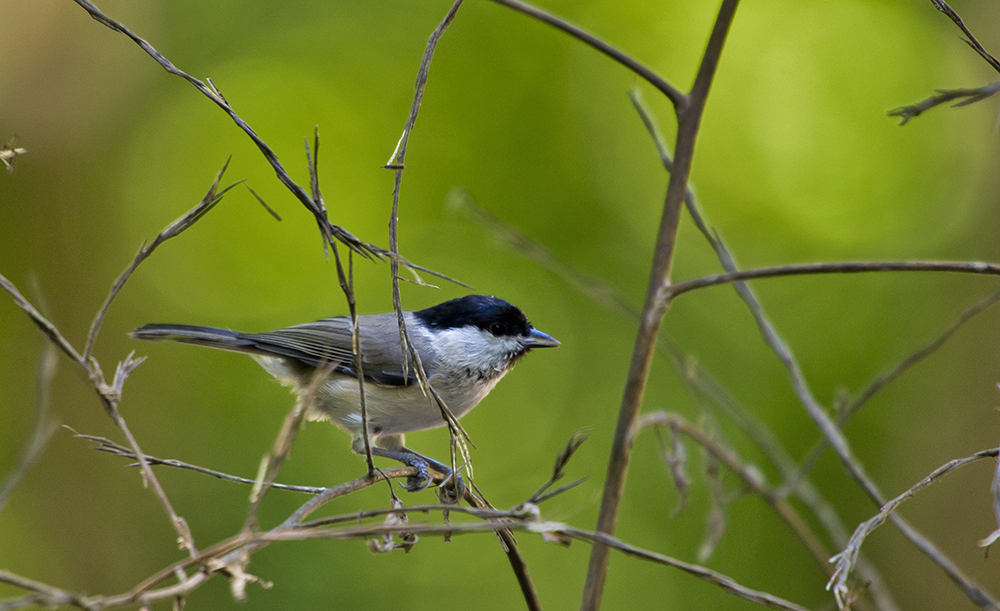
[523, 328, 560, 348]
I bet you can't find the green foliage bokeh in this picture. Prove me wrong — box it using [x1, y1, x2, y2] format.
[2, 1, 999, 609]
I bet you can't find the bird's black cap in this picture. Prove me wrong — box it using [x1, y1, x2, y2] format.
[414, 295, 532, 338]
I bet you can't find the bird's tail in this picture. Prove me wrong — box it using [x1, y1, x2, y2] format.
[131, 324, 255, 354]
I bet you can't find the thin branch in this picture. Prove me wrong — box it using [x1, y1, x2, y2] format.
[566, 528, 809, 611]
[244, 364, 334, 529]
[583, 3, 741, 609]
[663, 261, 1000, 301]
[307, 129, 375, 477]
[632, 412, 834, 577]
[930, 0, 1000, 74]
[488, 0, 685, 109]
[669, 259, 1000, 607]
[70, 0, 374, 259]
[385, 0, 475, 490]
[70, 0, 467, 292]
[890, 1, 1000, 125]
[888, 81, 1000, 125]
[827, 448, 1000, 610]
[2, 455, 810, 611]
[627, 89, 903, 610]
[791, 287, 1000, 492]
[77, 433, 327, 494]
[1, 273, 196, 558]
[83, 159, 239, 362]
[850, 287, 1000, 419]
[529, 430, 590, 504]
[0, 274, 85, 367]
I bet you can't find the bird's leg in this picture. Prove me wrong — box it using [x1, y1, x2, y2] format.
[401, 447, 466, 501]
[368, 446, 433, 491]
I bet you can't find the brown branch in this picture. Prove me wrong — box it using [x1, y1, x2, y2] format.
[243, 364, 334, 530]
[70, 0, 467, 292]
[827, 448, 1000, 610]
[664, 260, 1000, 301]
[487, 0, 685, 109]
[930, 0, 1000, 74]
[582, 3, 741, 609]
[0, 166, 254, 558]
[669, 260, 1000, 607]
[77, 433, 327, 494]
[890, 1, 1000, 124]
[1, 280, 196, 559]
[790, 287, 1000, 492]
[632, 413, 834, 577]
[70, 0, 373, 258]
[627, 90, 898, 610]
[304, 129, 376, 478]
[385, 0, 475, 489]
[2, 453, 810, 611]
[83, 159, 239, 362]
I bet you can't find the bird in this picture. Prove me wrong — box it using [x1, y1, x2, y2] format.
[131, 295, 560, 490]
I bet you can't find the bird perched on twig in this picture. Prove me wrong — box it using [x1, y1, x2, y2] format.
[131, 295, 559, 490]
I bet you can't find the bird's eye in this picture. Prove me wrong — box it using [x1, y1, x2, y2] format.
[489, 322, 507, 336]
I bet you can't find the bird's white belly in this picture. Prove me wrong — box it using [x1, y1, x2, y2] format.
[312, 372, 505, 439]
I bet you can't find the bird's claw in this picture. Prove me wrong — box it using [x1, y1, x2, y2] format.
[402, 461, 432, 492]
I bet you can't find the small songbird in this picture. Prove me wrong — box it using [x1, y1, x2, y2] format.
[131, 295, 559, 490]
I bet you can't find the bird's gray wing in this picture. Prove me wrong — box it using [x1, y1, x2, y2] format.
[242, 313, 418, 386]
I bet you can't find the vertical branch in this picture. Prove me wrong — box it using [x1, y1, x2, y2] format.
[581, 2, 740, 609]
[383, 4, 542, 610]
[384, 0, 475, 470]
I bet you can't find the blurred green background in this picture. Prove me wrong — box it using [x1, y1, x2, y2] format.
[2, 0, 1000, 609]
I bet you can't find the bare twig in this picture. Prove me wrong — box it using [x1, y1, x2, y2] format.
[487, 0, 685, 109]
[626, 90, 908, 609]
[663, 261, 1000, 301]
[529, 430, 589, 504]
[583, 3, 741, 609]
[930, 0, 1000, 74]
[889, 82, 1000, 125]
[0, 274, 86, 366]
[76, 433, 326, 494]
[791, 287, 1000, 490]
[668, 260, 1000, 607]
[827, 448, 1000, 610]
[850, 287, 1000, 420]
[890, 1, 1000, 124]
[84, 159, 239, 362]
[244, 364, 335, 529]
[1, 271, 196, 558]
[70, 0, 374, 259]
[70, 0, 467, 292]
[385, 0, 474, 491]
[563, 528, 809, 611]
[2, 456, 807, 611]
[304, 129, 376, 477]
[632, 413, 833, 575]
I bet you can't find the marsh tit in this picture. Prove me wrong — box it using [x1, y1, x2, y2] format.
[131, 295, 559, 490]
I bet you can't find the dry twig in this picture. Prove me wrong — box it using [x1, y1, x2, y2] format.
[890, 0, 1000, 124]
[827, 448, 1000, 609]
[581, 3, 742, 608]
